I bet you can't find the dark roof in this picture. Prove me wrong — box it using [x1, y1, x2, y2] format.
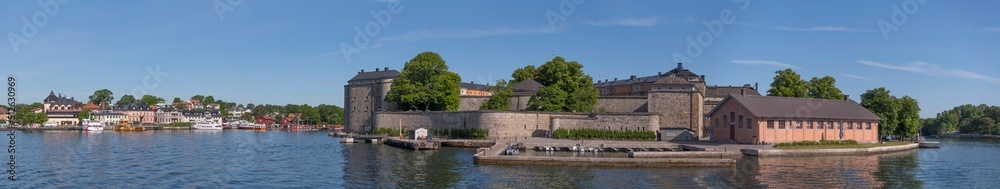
[460, 82, 490, 91]
[593, 63, 701, 88]
[111, 103, 152, 111]
[43, 91, 82, 105]
[182, 110, 222, 117]
[349, 70, 400, 81]
[709, 95, 881, 120]
[652, 75, 690, 85]
[705, 85, 760, 98]
[511, 79, 544, 96]
[93, 111, 125, 116]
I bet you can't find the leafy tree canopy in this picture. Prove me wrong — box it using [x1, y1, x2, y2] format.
[767, 68, 808, 98]
[525, 56, 599, 112]
[386, 51, 462, 111]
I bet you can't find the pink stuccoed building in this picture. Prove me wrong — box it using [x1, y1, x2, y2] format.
[708, 94, 882, 144]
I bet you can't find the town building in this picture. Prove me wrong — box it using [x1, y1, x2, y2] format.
[0, 107, 8, 121]
[707, 94, 881, 144]
[42, 91, 83, 125]
[93, 111, 127, 126]
[460, 82, 492, 96]
[255, 114, 277, 125]
[82, 102, 102, 111]
[181, 110, 223, 123]
[155, 105, 184, 124]
[111, 103, 156, 124]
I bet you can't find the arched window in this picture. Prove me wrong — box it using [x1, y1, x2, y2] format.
[730, 112, 736, 123]
[722, 115, 728, 128]
[747, 119, 753, 129]
[738, 115, 744, 129]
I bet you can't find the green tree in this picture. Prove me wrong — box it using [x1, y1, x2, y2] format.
[386, 51, 462, 111]
[895, 96, 921, 138]
[116, 94, 137, 105]
[191, 95, 205, 103]
[88, 89, 114, 107]
[317, 104, 345, 125]
[767, 68, 809, 98]
[204, 96, 216, 105]
[807, 76, 845, 100]
[480, 80, 513, 111]
[525, 56, 599, 112]
[246, 103, 255, 110]
[173, 97, 183, 103]
[861, 87, 900, 139]
[511, 65, 538, 83]
[11, 104, 47, 125]
[77, 109, 93, 124]
[300, 104, 321, 125]
[139, 95, 164, 106]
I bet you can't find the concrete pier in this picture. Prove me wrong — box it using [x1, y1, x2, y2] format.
[919, 142, 941, 148]
[741, 143, 919, 157]
[385, 137, 440, 150]
[474, 142, 734, 167]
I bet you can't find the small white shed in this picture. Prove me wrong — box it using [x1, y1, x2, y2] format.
[414, 128, 428, 140]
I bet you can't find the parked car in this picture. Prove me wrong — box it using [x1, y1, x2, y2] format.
[43, 122, 58, 127]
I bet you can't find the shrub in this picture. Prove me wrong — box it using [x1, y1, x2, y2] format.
[371, 128, 401, 136]
[775, 140, 859, 147]
[166, 122, 193, 127]
[552, 128, 656, 141]
[433, 128, 489, 139]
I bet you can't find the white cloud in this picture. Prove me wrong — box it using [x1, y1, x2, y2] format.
[983, 27, 1000, 32]
[375, 27, 557, 43]
[579, 17, 662, 27]
[731, 60, 801, 69]
[858, 60, 1000, 84]
[737, 23, 874, 32]
[579, 17, 699, 27]
[839, 73, 878, 82]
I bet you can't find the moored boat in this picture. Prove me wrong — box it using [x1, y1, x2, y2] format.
[192, 120, 223, 130]
[238, 123, 268, 130]
[82, 119, 104, 131]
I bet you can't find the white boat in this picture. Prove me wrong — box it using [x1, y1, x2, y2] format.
[82, 119, 104, 131]
[192, 120, 223, 130]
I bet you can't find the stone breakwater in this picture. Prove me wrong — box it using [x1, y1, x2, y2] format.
[740, 143, 919, 157]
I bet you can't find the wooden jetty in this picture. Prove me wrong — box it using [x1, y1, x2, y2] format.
[385, 137, 440, 150]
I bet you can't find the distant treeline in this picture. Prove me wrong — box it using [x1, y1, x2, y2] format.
[921, 104, 1000, 136]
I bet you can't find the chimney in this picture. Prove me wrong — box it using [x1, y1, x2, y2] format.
[630, 75, 637, 80]
[614, 78, 618, 81]
[376, 68, 381, 72]
[361, 69, 365, 73]
[741, 89, 746, 96]
[844, 95, 850, 101]
[658, 72, 663, 75]
[605, 79, 609, 82]
[744, 84, 752, 88]
[384, 67, 389, 71]
[677, 62, 683, 69]
[470, 81, 474, 84]
[754, 83, 759, 90]
[701, 75, 705, 80]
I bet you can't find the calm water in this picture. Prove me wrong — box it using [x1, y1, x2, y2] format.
[0, 131, 997, 188]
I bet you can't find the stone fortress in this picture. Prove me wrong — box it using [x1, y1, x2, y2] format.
[344, 63, 760, 140]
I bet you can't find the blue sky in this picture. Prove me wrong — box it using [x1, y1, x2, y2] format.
[0, 0, 997, 118]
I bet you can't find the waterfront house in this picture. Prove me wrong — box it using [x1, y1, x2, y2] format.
[155, 105, 184, 124]
[111, 103, 156, 124]
[255, 114, 276, 125]
[42, 91, 83, 125]
[182, 110, 223, 123]
[707, 94, 881, 144]
[93, 111, 127, 126]
[82, 102, 102, 111]
[280, 113, 301, 125]
[0, 107, 7, 121]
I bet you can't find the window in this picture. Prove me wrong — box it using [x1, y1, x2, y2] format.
[747, 119, 753, 129]
[778, 120, 786, 129]
[723, 115, 728, 128]
[767, 120, 774, 129]
[715, 118, 719, 128]
[730, 112, 736, 123]
[827, 121, 834, 129]
[847, 121, 853, 129]
[806, 121, 813, 129]
[796, 120, 803, 129]
[866, 122, 873, 130]
[738, 115, 744, 129]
